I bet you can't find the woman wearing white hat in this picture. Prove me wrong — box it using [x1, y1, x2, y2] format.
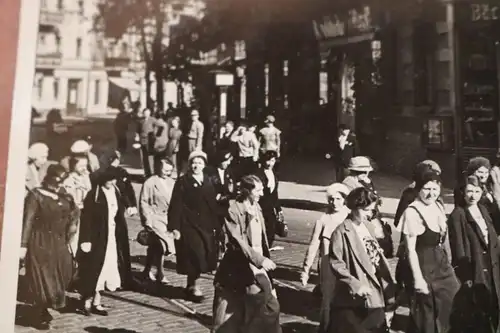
[26, 143, 53, 195]
[300, 183, 351, 333]
[60, 139, 100, 174]
[168, 150, 219, 302]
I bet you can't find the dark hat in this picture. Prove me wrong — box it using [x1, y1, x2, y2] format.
[98, 167, 119, 184]
[466, 156, 491, 176]
[261, 150, 278, 162]
[216, 150, 233, 164]
[44, 164, 67, 184]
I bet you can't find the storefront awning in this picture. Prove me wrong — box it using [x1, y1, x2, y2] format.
[108, 77, 142, 110]
[108, 77, 141, 91]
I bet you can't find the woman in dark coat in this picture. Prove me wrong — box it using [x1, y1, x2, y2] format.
[20, 164, 78, 330]
[93, 150, 138, 215]
[255, 150, 284, 248]
[168, 150, 220, 302]
[78, 169, 133, 316]
[448, 175, 500, 333]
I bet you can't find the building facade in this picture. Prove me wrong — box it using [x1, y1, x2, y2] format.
[33, 0, 200, 116]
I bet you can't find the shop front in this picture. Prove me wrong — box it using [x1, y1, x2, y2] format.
[455, 1, 500, 167]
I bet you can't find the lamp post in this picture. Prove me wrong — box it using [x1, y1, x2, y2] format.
[214, 71, 234, 142]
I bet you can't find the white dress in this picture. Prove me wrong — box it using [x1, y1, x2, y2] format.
[95, 186, 122, 292]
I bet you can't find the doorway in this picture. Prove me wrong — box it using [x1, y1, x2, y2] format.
[66, 79, 81, 116]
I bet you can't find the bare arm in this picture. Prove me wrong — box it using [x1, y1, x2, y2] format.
[303, 219, 323, 274]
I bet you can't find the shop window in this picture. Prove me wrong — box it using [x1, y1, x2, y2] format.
[78, 0, 84, 15]
[423, 117, 453, 150]
[413, 23, 434, 106]
[76, 37, 82, 58]
[55, 35, 61, 53]
[37, 77, 44, 100]
[94, 80, 100, 104]
[53, 78, 59, 99]
[57, 0, 64, 11]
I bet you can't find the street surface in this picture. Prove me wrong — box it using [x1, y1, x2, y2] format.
[16, 119, 455, 333]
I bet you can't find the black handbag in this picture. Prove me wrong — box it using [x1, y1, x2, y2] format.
[136, 228, 152, 246]
[275, 210, 288, 238]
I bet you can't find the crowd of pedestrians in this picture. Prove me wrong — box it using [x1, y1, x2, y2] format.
[19, 111, 500, 333]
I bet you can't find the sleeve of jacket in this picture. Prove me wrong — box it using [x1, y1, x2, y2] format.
[225, 204, 266, 268]
[447, 208, 472, 282]
[79, 189, 95, 245]
[167, 179, 183, 232]
[21, 191, 39, 248]
[139, 179, 154, 227]
[303, 219, 323, 273]
[329, 227, 363, 294]
[121, 169, 137, 208]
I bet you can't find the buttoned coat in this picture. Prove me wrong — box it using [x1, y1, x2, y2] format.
[330, 218, 396, 309]
[139, 175, 176, 253]
[167, 173, 220, 275]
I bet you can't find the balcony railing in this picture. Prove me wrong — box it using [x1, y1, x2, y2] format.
[105, 57, 131, 69]
[36, 53, 62, 68]
[39, 9, 64, 26]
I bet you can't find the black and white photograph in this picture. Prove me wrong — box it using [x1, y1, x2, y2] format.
[3, 0, 500, 332]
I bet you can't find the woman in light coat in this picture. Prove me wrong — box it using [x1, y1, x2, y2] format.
[139, 158, 176, 284]
[26, 143, 51, 195]
[300, 183, 350, 332]
[328, 187, 396, 333]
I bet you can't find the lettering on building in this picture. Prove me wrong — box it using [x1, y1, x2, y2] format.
[471, 4, 499, 21]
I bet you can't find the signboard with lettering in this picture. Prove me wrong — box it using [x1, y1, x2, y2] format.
[313, 6, 380, 43]
[456, 1, 500, 26]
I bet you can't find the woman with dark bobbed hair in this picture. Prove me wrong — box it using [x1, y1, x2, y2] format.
[256, 150, 285, 247]
[213, 175, 281, 333]
[397, 170, 459, 333]
[328, 187, 395, 333]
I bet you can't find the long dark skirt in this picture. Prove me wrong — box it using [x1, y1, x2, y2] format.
[213, 274, 281, 333]
[328, 307, 387, 333]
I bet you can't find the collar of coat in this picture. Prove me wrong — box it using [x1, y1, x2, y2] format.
[339, 218, 395, 287]
[230, 199, 269, 247]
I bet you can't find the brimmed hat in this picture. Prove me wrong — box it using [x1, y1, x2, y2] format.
[216, 151, 233, 164]
[261, 150, 278, 162]
[467, 156, 491, 175]
[191, 110, 199, 116]
[347, 156, 373, 172]
[98, 167, 119, 184]
[326, 183, 350, 198]
[71, 140, 90, 154]
[264, 115, 276, 124]
[188, 150, 207, 163]
[418, 159, 441, 174]
[28, 142, 49, 160]
[44, 164, 67, 184]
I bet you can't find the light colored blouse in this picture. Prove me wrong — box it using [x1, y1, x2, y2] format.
[399, 199, 447, 237]
[302, 207, 350, 273]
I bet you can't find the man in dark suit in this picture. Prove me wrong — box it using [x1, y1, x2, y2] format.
[336, 124, 356, 182]
[136, 108, 157, 178]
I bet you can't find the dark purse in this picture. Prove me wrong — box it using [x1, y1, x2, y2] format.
[275, 209, 288, 238]
[136, 228, 152, 246]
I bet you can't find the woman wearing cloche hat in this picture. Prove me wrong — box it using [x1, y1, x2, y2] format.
[167, 150, 220, 302]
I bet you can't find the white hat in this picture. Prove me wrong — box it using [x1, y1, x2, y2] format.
[28, 142, 49, 160]
[347, 156, 373, 172]
[326, 183, 350, 198]
[191, 110, 199, 116]
[70, 140, 90, 153]
[188, 150, 207, 163]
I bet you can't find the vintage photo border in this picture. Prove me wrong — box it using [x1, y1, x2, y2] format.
[0, 0, 41, 331]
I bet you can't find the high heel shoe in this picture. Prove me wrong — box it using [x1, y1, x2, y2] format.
[91, 305, 109, 316]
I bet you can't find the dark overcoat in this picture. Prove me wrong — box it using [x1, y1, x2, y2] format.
[255, 168, 282, 246]
[167, 173, 220, 276]
[77, 185, 133, 297]
[448, 204, 500, 333]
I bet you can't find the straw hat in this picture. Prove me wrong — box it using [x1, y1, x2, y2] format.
[70, 140, 90, 154]
[347, 156, 373, 172]
[326, 183, 350, 198]
[188, 150, 207, 163]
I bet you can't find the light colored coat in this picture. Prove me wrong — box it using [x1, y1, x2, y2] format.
[330, 218, 395, 309]
[139, 175, 176, 253]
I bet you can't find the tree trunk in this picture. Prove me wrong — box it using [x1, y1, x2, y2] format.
[145, 63, 152, 109]
[153, 18, 164, 111]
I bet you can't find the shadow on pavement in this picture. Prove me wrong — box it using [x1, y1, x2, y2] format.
[275, 285, 319, 322]
[280, 199, 328, 212]
[281, 321, 318, 333]
[14, 303, 34, 328]
[85, 327, 139, 333]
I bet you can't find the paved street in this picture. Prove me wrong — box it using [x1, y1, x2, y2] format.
[18, 118, 456, 333]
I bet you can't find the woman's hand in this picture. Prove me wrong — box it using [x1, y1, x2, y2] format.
[354, 285, 373, 298]
[262, 258, 276, 271]
[20, 247, 27, 260]
[300, 271, 309, 287]
[414, 279, 430, 294]
[172, 230, 181, 240]
[80, 242, 92, 253]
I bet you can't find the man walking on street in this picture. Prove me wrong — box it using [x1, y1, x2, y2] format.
[336, 124, 356, 182]
[136, 108, 156, 178]
[187, 109, 204, 153]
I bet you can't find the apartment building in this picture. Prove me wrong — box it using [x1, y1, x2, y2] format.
[33, 0, 202, 116]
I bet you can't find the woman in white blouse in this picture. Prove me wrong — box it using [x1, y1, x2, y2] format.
[397, 170, 459, 333]
[300, 183, 350, 333]
[448, 175, 500, 333]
